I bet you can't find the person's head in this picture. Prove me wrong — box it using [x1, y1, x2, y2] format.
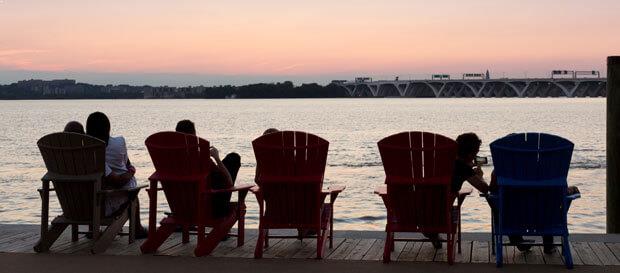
[86, 112, 111, 144]
[176, 119, 196, 135]
[63, 121, 85, 134]
[262, 128, 279, 135]
[456, 133, 481, 161]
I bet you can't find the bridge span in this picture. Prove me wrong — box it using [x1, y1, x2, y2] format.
[335, 78, 607, 98]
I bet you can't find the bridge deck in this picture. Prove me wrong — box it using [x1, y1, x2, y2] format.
[2, 224, 620, 266]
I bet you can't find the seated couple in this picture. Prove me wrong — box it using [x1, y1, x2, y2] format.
[427, 133, 578, 254]
[64, 113, 147, 238]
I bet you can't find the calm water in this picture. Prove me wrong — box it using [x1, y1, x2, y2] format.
[0, 98, 607, 232]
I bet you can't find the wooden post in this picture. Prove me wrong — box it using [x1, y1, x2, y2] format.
[608, 56, 620, 233]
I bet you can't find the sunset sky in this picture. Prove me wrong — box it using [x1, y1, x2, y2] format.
[1, 0, 619, 85]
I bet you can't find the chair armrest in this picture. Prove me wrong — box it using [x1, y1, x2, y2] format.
[323, 185, 345, 204]
[37, 188, 55, 193]
[456, 188, 473, 207]
[324, 185, 345, 194]
[98, 185, 147, 195]
[566, 193, 581, 200]
[374, 185, 387, 195]
[210, 183, 254, 193]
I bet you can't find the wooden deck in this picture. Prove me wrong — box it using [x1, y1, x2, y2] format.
[2, 225, 620, 266]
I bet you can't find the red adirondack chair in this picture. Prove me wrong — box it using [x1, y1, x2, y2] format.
[252, 131, 345, 259]
[140, 132, 252, 256]
[374, 132, 471, 264]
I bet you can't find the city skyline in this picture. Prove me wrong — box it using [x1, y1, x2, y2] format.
[1, 0, 619, 86]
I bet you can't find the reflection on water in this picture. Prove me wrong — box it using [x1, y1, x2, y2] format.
[0, 98, 606, 232]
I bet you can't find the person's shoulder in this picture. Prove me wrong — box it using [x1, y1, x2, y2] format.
[107, 136, 126, 148]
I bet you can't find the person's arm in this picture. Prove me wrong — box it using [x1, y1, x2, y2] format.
[103, 165, 135, 188]
[104, 172, 134, 188]
[210, 147, 233, 188]
[466, 166, 490, 193]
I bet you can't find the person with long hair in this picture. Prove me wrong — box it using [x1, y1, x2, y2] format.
[86, 111, 147, 238]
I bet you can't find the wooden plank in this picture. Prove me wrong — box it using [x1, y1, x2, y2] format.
[525, 246, 545, 265]
[471, 241, 489, 263]
[513, 247, 527, 264]
[572, 242, 602, 265]
[223, 236, 260, 259]
[107, 239, 145, 256]
[345, 239, 376, 260]
[568, 242, 584, 265]
[0, 232, 33, 245]
[319, 237, 346, 258]
[262, 239, 291, 258]
[2, 233, 42, 252]
[589, 242, 620, 265]
[361, 239, 385, 261]
[210, 237, 244, 257]
[57, 238, 93, 254]
[543, 246, 564, 265]
[327, 239, 360, 260]
[606, 243, 620, 262]
[291, 237, 344, 259]
[415, 242, 436, 262]
[151, 233, 183, 256]
[454, 241, 472, 263]
[362, 240, 406, 261]
[274, 239, 307, 259]
[503, 245, 516, 264]
[397, 242, 422, 261]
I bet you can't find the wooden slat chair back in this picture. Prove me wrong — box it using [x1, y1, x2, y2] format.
[145, 131, 211, 222]
[376, 131, 467, 265]
[253, 131, 328, 228]
[252, 131, 344, 259]
[489, 132, 579, 268]
[38, 132, 105, 221]
[35, 132, 141, 254]
[378, 131, 456, 231]
[141, 131, 252, 257]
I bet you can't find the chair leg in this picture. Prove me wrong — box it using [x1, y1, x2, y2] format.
[390, 232, 395, 251]
[458, 218, 462, 253]
[92, 211, 129, 254]
[316, 228, 326, 259]
[383, 231, 392, 263]
[195, 213, 237, 257]
[447, 233, 455, 265]
[71, 224, 79, 242]
[562, 236, 574, 269]
[182, 225, 190, 244]
[329, 208, 334, 248]
[128, 200, 136, 244]
[495, 235, 503, 268]
[237, 207, 245, 247]
[265, 229, 270, 248]
[140, 223, 175, 254]
[254, 228, 266, 258]
[33, 223, 69, 253]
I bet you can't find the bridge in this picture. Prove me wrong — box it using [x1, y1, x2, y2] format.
[335, 78, 607, 98]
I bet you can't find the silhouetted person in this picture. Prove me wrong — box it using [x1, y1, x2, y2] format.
[262, 128, 279, 135]
[426, 133, 491, 249]
[175, 119, 196, 135]
[63, 121, 85, 134]
[86, 112, 147, 238]
[175, 119, 240, 218]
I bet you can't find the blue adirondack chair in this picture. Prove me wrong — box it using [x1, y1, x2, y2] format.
[488, 133, 580, 269]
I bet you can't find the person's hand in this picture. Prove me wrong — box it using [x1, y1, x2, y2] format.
[127, 165, 136, 175]
[474, 166, 484, 177]
[210, 147, 220, 161]
[568, 186, 580, 195]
